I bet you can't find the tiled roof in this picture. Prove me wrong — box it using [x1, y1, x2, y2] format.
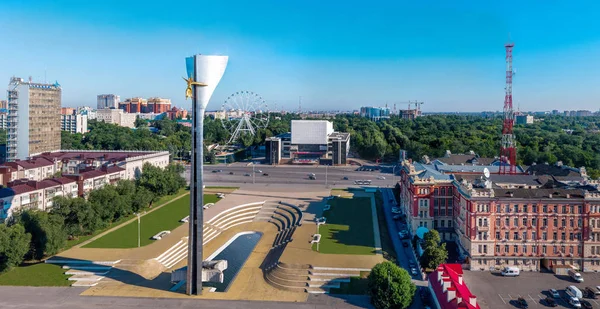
[5, 157, 54, 169]
[492, 188, 585, 199]
[526, 164, 582, 177]
[455, 174, 545, 187]
[413, 163, 452, 181]
[435, 164, 526, 174]
[429, 264, 480, 309]
[31, 151, 156, 163]
[80, 166, 125, 180]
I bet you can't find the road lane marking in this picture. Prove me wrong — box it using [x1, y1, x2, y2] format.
[528, 295, 536, 304]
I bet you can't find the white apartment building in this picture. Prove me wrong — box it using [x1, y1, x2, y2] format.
[97, 94, 120, 109]
[61, 114, 88, 134]
[0, 112, 7, 130]
[96, 108, 137, 128]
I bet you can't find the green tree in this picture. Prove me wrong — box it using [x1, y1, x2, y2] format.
[0, 224, 31, 271]
[134, 117, 147, 128]
[367, 261, 416, 309]
[20, 211, 66, 259]
[420, 230, 448, 269]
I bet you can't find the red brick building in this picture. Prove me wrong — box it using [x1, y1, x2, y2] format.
[428, 264, 481, 309]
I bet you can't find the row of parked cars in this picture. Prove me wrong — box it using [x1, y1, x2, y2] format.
[515, 286, 600, 308]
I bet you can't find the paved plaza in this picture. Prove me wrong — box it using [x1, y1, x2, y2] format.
[463, 270, 600, 309]
[53, 184, 387, 304]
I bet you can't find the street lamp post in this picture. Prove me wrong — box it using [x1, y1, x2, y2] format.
[252, 163, 255, 184]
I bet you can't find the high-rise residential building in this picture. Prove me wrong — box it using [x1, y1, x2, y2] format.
[61, 107, 76, 115]
[61, 114, 88, 134]
[97, 94, 120, 109]
[0, 100, 7, 109]
[6, 77, 61, 161]
[119, 97, 147, 113]
[147, 97, 172, 113]
[359, 106, 390, 121]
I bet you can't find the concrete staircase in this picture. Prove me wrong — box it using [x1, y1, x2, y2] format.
[45, 259, 119, 287]
[154, 201, 265, 269]
[264, 262, 369, 294]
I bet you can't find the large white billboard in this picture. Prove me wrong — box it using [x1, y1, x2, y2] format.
[291, 120, 333, 145]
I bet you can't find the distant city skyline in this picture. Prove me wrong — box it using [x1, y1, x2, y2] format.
[2, 1, 600, 112]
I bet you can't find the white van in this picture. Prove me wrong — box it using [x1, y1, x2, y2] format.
[566, 285, 583, 299]
[501, 266, 520, 277]
[568, 269, 584, 283]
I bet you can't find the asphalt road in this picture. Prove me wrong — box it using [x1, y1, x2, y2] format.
[188, 163, 398, 187]
[0, 287, 373, 309]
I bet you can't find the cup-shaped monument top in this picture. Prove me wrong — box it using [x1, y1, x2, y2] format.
[185, 55, 228, 109]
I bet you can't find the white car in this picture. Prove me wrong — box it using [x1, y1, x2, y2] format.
[180, 216, 190, 223]
[216, 193, 225, 198]
[569, 297, 581, 308]
[203, 203, 215, 209]
[152, 230, 171, 240]
[377, 176, 386, 180]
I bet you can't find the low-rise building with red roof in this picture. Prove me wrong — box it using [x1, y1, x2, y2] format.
[428, 264, 480, 309]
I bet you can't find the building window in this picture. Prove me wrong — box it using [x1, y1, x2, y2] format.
[523, 245, 527, 253]
[514, 205, 519, 213]
[504, 245, 509, 252]
[532, 218, 537, 226]
[496, 218, 500, 226]
[532, 231, 537, 240]
[504, 232, 509, 240]
[553, 219, 558, 227]
[522, 218, 527, 226]
[496, 232, 501, 239]
[542, 232, 547, 240]
[441, 220, 445, 228]
[561, 233, 566, 241]
[543, 218, 547, 226]
[543, 205, 548, 212]
[542, 245, 547, 254]
[522, 231, 527, 240]
[532, 205, 537, 213]
[513, 232, 519, 240]
[532, 245, 537, 253]
[496, 245, 500, 253]
[562, 205, 567, 213]
[448, 220, 452, 228]
[514, 218, 518, 226]
[513, 245, 518, 253]
[553, 232, 557, 240]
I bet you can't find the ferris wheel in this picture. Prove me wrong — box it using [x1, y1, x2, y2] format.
[220, 91, 269, 144]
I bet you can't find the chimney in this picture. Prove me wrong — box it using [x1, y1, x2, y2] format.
[437, 266, 444, 281]
[442, 278, 451, 292]
[469, 296, 477, 307]
[457, 274, 463, 285]
[566, 194, 570, 199]
[447, 286, 456, 303]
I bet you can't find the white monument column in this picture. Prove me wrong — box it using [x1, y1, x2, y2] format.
[185, 54, 228, 295]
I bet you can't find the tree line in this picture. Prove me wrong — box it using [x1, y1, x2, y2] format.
[0, 163, 186, 271]
[61, 114, 600, 178]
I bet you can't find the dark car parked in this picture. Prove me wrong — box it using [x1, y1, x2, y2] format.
[581, 299, 593, 309]
[516, 297, 528, 309]
[544, 297, 557, 307]
[584, 287, 597, 299]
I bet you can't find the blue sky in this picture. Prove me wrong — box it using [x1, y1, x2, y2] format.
[1, 0, 600, 112]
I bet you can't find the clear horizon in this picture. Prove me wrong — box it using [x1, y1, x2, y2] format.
[1, 1, 600, 112]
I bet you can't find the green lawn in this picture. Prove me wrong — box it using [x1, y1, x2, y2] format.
[83, 193, 218, 248]
[62, 188, 189, 250]
[0, 263, 71, 286]
[313, 196, 375, 255]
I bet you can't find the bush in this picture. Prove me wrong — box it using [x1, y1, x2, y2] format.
[367, 261, 416, 309]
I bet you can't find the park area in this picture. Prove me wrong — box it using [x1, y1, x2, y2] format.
[313, 195, 375, 255]
[83, 193, 218, 248]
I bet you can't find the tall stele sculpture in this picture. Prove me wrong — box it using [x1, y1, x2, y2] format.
[184, 54, 228, 295]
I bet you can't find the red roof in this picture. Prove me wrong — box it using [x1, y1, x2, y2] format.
[428, 264, 481, 309]
[31, 151, 155, 163]
[6, 157, 55, 169]
[79, 166, 125, 180]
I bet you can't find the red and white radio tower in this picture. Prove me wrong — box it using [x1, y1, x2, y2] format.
[499, 41, 516, 174]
